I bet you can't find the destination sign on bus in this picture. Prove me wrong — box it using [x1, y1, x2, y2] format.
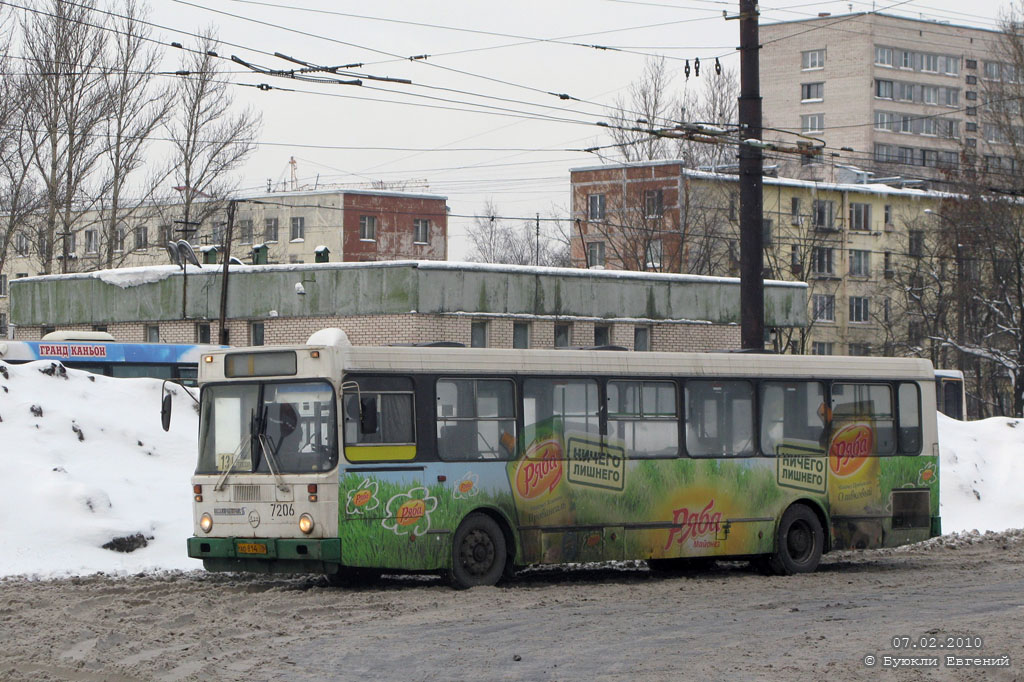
[37, 344, 108, 359]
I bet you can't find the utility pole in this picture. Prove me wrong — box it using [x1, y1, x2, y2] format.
[218, 200, 236, 345]
[738, 0, 765, 349]
[536, 213, 540, 266]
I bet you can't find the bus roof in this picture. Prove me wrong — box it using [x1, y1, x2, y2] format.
[208, 342, 936, 382]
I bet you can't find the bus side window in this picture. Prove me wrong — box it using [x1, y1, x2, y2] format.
[898, 383, 922, 454]
[685, 380, 754, 457]
[436, 379, 516, 461]
[831, 383, 896, 455]
[343, 391, 415, 461]
[759, 381, 826, 456]
[607, 380, 678, 458]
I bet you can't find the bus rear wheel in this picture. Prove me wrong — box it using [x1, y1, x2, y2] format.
[450, 513, 507, 589]
[769, 504, 824, 575]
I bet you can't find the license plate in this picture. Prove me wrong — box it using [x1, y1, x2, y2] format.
[237, 542, 267, 555]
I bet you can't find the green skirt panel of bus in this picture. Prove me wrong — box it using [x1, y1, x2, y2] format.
[338, 416, 939, 570]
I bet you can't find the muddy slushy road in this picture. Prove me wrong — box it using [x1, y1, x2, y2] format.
[1, 530, 1022, 682]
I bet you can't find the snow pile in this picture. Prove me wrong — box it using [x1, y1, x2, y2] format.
[0, 359, 1021, 578]
[938, 413, 1024, 533]
[0, 360, 199, 577]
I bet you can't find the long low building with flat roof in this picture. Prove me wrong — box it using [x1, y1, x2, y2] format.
[8, 260, 806, 351]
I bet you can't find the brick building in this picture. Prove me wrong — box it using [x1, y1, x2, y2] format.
[570, 160, 952, 358]
[760, 13, 1008, 183]
[0, 188, 448, 338]
[8, 261, 806, 351]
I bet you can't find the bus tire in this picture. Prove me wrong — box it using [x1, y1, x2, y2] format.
[450, 513, 507, 589]
[769, 504, 824, 575]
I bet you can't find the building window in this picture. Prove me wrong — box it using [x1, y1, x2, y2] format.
[883, 205, 893, 226]
[875, 46, 893, 66]
[15, 232, 29, 257]
[849, 296, 871, 323]
[587, 241, 605, 268]
[762, 218, 773, 246]
[790, 245, 801, 273]
[848, 343, 872, 356]
[875, 79, 893, 99]
[849, 203, 871, 231]
[945, 56, 960, 75]
[16, 273, 28, 278]
[588, 194, 606, 220]
[884, 251, 894, 278]
[470, 320, 487, 348]
[965, 58, 977, 70]
[196, 322, 211, 344]
[645, 239, 663, 269]
[290, 216, 305, 241]
[554, 323, 571, 348]
[849, 249, 871, 276]
[634, 326, 650, 351]
[159, 224, 173, 244]
[413, 219, 429, 244]
[265, 218, 279, 242]
[874, 143, 895, 162]
[0, 313, 6, 337]
[212, 222, 226, 246]
[922, 85, 938, 106]
[801, 113, 824, 133]
[85, 229, 98, 255]
[512, 322, 530, 349]
[251, 321, 265, 346]
[884, 298, 891, 322]
[812, 200, 835, 230]
[239, 219, 253, 245]
[359, 215, 377, 241]
[812, 294, 835, 322]
[0, 274, 6, 297]
[134, 225, 148, 250]
[909, 230, 924, 257]
[790, 197, 801, 224]
[811, 341, 833, 355]
[922, 53, 939, 73]
[644, 189, 663, 217]
[811, 246, 834, 275]
[594, 325, 611, 347]
[801, 49, 824, 70]
[801, 82, 824, 101]
[145, 324, 160, 343]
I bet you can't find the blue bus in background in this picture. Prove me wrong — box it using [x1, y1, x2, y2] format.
[0, 332, 220, 386]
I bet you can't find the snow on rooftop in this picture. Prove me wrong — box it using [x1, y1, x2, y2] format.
[0, 359, 1020, 578]
[12, 260, 806, 289]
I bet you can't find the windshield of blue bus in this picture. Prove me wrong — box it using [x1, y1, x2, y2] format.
[197, 381, 338, 474]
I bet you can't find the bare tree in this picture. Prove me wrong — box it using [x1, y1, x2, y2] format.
[95, 0, 173, 270]
[466, 200, 569, 266]
[606, 57, 673, 163]
[21, 0, 110, 275]
[673, 67, 740, 169]
[0, 11, 42, 288]
[166, 27, 261, 242]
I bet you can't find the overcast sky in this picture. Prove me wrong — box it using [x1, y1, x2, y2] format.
[134, 0, 1010, 258]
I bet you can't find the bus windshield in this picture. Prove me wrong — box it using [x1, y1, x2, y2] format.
[197, 381, 338, 474]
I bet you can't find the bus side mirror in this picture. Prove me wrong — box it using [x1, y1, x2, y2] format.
[360, 396, 378, 434]
[161, 393, 172, 432]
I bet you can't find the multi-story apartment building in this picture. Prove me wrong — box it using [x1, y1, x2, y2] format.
[570, 160, 949, 358]
[0, 188, 448, 337]
[760, 13, 1008, 183]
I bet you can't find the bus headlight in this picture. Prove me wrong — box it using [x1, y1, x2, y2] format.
[199, 513, 213, 533]
[298, 513, 315, 535]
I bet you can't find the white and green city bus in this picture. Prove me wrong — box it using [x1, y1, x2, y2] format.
[173, 329, 940, 588]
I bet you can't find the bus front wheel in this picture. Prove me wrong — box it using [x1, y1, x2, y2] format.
[769, 504, 823, 575]
[450, 513, 507, 589]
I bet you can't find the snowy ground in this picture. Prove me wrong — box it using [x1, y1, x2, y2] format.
[0, 359, 1020, 579]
